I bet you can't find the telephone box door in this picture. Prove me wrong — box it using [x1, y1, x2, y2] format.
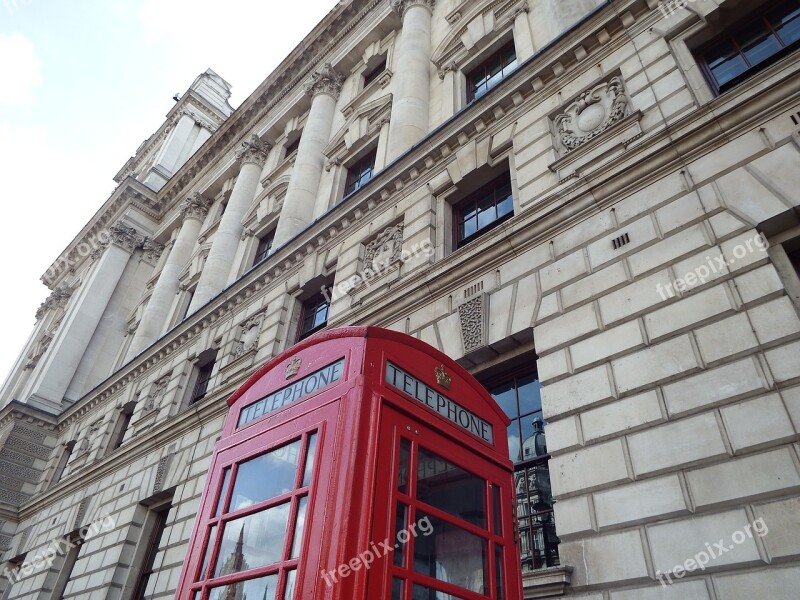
[369, 405, 520, 600]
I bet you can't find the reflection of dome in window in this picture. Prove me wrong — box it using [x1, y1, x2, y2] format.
[522, 419, 547, 459]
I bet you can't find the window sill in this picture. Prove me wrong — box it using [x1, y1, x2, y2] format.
[522, 565, 573, 598]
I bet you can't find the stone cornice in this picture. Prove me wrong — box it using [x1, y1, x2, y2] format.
[0, 401, 58, 433]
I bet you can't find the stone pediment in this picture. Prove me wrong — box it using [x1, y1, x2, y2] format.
[323, 94, 392, 164]
[432, 0, 522, 73]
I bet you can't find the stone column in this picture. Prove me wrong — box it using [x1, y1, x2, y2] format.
[127, 194, 211, 357]
[189, 136, 270, 313]
[512, 2, 535, 62]
[386, 0, 435, 162]
[22, 223, 145, 412]
[272, 64, 344, 249]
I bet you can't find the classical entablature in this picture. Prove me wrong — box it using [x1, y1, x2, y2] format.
[323, 94, 393, 169]
[432, 0, 525, 75]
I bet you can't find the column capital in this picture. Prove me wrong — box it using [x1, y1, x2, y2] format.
[108, 222, 146, 254]
[142, 239, 165, 263]
[304, 63, 345, 100]
[181, 192, 212, 221]
[390, 0, 435, 18]
[235, 134, 271, 168]
[36, 284, 72, 320]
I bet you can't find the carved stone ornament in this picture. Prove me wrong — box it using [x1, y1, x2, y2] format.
[181, 192, 212, 221]
[304, 63, 345, 100]
[108, 222, 147, 254]
[35, 284, 72, 320]
[364, 224, 404, 274]
[435, 365, 452, 390]
[78, 419, 103, 453]
[25, 330, 54, 369]
[390, 0, 436, 18]
[142, 240, 165, 263]
[458, 295, 485, 354]
[233, 313, 266, 359]
[285, 356, 302, 379]
[144, 375, 170, 413]
[554, 76, 631, 154]
[235, 134, 272, 168]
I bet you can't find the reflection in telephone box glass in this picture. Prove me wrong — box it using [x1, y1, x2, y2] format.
[176, 327, 522, 600]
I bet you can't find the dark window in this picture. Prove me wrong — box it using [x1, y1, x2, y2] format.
[467, 42, 518, 102]
[697, 0, 800, 94]
[454, 172, 514, 248]
[190, 361, 215, 405]
[297, 293, 329, 341]
[344, 149, 377, 197]
[132, 506, 171, 600]
[181, 289, 195, 321]
[111, 405, 134, 450]
[51, 441, 75, 486]
[363, 58, 387, 87]
[284, 135, 301, 157]
[788, 246, 800, 278]
[253, 232, 274, 266]
[487, 368, 559, 572]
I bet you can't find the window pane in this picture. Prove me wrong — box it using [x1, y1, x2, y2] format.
[490, 382, 517, 418]
[517, 374, 542, 416]
[209, 575, 279, 600]
[411, 583, 468, 600]
[497, 192, 514, 219]
[770, 3, 800, 44]
[394, 503, 408, 566]
[392, 578, 405, 600]
[462, 216, 478, 240]
[198, 524, 217, 581]
[398, 439, 411, 494]
[284, 569, 297, 600]
[707, 42, 748, 86]
[215, 503, 291, 576]
[417, 447, 486, 528]
[495, 545, 505, 600]
[507, 420, 522, 463]
[413, 512, 487, 595]
[735, 23, 781, 65]
[230, 440, 301, 510]
[477, 201, 497, 230]
[214, 468, 231, 517]
[290, 496, 308, 558]
[302, 433, 317, 488]
[491, 485, 502, 536]
[520, 418, 547, 462]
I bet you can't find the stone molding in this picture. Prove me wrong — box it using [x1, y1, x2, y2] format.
[235, 134, 272, 168]
[458, 294, 487, 354]
[181, 192, 212, 222]
[304, 63, 345, 100]
[553, 76, 631, 155]
[390, 0, 435, 18]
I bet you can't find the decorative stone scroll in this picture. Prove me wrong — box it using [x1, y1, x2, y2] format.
[364, 224, 405, 273]
[36, 284, 73, 320]
[235, 134, 271, 168]
[233, 313, 266, 359]
[305, 63, 345, 100]
[390, 0, 436, 17]
[553, 76, 631, 154]
[181, 192, 212, 221]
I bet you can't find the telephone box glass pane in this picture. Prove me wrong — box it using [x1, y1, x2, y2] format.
[290, 496, 308, 558]
[413, 512, 487, 595]
[284, 569, 297, 600]
[398, 439, 411, 495]
[394, 503, 408, 566]
[412, 583, 468, 600]
[208, 574, 278, 600]
[494, 545, 505, 600]
[302, 433, 318, 487]
[215, 468, 231, 517]
[230, 440, 301, 510]
[416, 447, 486, 528]
[198, 524, 217, 581]
[214, 503, 291, 576]
[392, 578, 404, 600]
[491, 485, 502, 535]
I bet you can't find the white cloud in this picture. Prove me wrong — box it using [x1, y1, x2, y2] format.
[0, 32, 42, 106]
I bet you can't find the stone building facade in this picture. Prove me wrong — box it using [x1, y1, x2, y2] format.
[1, 0, 800, 598]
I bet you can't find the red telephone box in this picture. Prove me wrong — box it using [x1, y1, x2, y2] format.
[176, 326, 522, 600]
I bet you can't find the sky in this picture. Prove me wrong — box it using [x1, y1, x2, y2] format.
[0, 0, 339, 391]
